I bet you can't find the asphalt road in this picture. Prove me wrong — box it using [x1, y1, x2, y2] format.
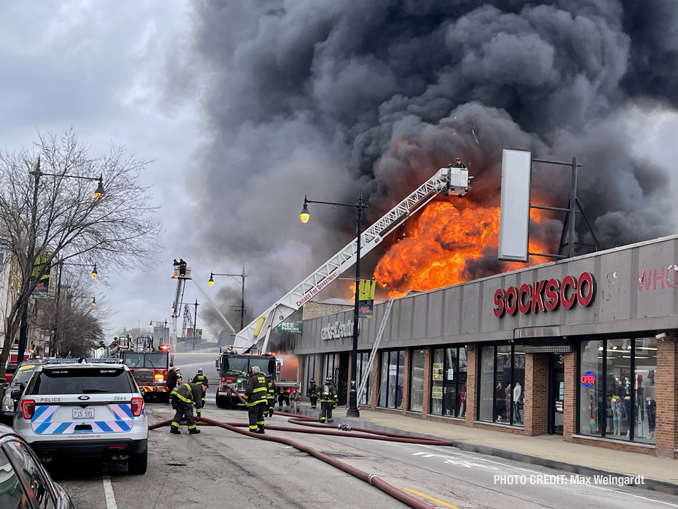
[45, 351, 678, 508]
[50, 398, 678, 509]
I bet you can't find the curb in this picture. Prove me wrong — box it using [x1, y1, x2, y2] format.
[295, 405, 678, 497]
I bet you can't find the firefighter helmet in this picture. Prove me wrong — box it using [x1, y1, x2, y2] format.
[326, 376, 333, 382]
[198, 368, 203, 374]
[310, 379, 315, 384]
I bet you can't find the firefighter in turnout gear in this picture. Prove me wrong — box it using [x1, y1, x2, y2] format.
[319, 376, 338, 423]
[192, 368, 209, 416]
[308, 379, 318, 409]
[244, 366, 268, 434]
[170, 382, 207, 434]
[266, 375, 276, 418]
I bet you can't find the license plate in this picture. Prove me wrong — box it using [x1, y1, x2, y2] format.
[72, 408, 95, 419]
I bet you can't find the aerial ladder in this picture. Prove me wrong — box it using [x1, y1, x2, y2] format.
[171, 260, 190, 349]
[231, 162, 472, 353]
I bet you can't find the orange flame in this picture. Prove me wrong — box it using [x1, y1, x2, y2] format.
[374, 201, 548, 298]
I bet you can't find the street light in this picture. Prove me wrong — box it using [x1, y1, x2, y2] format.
[300, 192, 367, 418]
[52, 260, 99, 358]
[208, 268, 247, 331]
[91, 297, 96, 308]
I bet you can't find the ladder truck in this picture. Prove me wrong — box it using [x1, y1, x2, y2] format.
[230, 162, 471, 354]
[214, 163, 471, 406]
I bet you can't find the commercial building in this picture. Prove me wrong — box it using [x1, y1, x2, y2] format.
[295, 234, 678, 459]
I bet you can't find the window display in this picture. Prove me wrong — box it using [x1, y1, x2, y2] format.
[478, 344, 524, 427]
[578, 337, 657, 444]
[429, 346, 467, 418]
[378, 350, 405, 410]
[410, 349, 425, 412]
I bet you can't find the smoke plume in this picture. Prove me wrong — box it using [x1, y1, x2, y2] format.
[177, 0, 678, 316]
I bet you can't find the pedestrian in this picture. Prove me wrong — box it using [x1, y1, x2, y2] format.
[170, 381, 207, 435]
[166, 367, 178, 405]
[266, 374, 276, 418]
[308, 379, 318, 409]
[319, 376, 338, 424]
[244, 366, 268, 434]
[192, 368, 209, 416]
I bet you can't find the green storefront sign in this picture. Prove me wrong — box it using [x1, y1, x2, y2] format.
[276, 322, 303, 334]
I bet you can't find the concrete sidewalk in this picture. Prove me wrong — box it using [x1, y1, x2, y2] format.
[292, 403, 678, 496]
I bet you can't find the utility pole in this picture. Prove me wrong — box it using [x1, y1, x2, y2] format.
[193, 299, 199, 350]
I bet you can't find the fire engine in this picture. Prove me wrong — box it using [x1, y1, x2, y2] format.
[214, 349, 299, 409]
[4, 350, 34, 383]
[119, 337, 173, 403]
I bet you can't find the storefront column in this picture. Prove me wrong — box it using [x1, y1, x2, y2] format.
[524, 353, 548, 436]
[370, 351, 380, 411]
[422, 347, 431, 415]
[465, 344, 478, 425]
[656, 339, 678, 457]
[402, 349, 411, 414]
[563, 351, 577, 442]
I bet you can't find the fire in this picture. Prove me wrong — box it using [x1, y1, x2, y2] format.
[374, 201, 548, 297]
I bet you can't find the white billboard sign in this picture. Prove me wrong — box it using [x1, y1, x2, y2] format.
[498, 149, 532, 262]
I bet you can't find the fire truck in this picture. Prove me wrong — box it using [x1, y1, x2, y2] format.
[4, 350, 34, 383]
[119, 337, 173, 403]
[214, 349, 299, 409]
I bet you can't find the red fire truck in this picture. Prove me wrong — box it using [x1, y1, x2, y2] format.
[121, 344, 173, 403]
[214, 350, 298, 409]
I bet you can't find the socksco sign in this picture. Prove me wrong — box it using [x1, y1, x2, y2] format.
[493, 272, 596, 318]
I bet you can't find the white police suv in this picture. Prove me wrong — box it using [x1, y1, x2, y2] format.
[13, 360, 148, 474]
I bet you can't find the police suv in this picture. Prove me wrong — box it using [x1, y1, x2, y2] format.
[13, 360, 148, 474]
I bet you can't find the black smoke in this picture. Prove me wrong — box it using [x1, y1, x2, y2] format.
[177, 0, 678, 312]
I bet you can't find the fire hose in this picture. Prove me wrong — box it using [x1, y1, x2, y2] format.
[150, 410, 453, 509]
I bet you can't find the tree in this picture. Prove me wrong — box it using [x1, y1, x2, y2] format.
[0, 130, 160, 375]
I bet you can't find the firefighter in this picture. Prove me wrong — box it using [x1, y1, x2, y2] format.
[192, 368, 209, 416]
[308, 379, 318, 409]
[170, 381, 207, 434]
[319, 376, 338, 423]
[266, 374, 276, 418]
[166, 367, 178, 405]
[244, 366, 268, 434]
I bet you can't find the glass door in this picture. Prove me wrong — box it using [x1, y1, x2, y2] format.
[549, 353, 565, 435]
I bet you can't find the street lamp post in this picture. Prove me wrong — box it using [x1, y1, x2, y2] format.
[300, 193, 367, 418]
[52, 261, 98, 355]
[208, 267, 247, 331]
[17, 158, 105, 364]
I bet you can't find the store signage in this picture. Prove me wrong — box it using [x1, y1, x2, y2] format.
[581, 371, 596, 387]
[321, 319, 358, 340]
[493, 272, 596, 317]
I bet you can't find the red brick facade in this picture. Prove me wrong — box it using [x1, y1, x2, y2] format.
[563, 352, 577, 442]
[524, 353, 549, 436]
[656, 338, 678, 458]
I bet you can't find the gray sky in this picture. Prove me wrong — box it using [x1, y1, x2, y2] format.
[2, 1, 678, 343]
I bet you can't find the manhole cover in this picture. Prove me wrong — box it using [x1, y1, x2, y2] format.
[167, 462, 186, 467]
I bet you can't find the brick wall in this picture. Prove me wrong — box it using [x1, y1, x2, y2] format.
[656, 339, 678, 457]
[563, 351, 577, 442]
[402, 349, 411, 414]
[465, 344, 478, 425]
[524, 353, 549, 436]
[422, 347, 431, 415]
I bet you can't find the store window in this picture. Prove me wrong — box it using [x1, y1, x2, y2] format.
[356, 351, 372, 405]
[430, 346, 467, 418]
[303, 355, 317, 396]
[578, 337, 657, 444]
[323, 353, 339, 382]
[378, 350, 405, 409]
[410, 349, 425, 412]
[477, 344, 525, 427]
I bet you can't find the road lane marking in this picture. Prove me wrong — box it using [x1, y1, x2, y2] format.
[102, 466, 118, 509]
[405, 488, 458, 508]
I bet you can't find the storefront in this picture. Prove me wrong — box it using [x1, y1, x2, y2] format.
[294, 235, 678, 459]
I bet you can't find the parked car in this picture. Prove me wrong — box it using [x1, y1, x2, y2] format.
[1, 361, 46, 425]
[13, 360, 148, 474]
[0, 423, 74, 508]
